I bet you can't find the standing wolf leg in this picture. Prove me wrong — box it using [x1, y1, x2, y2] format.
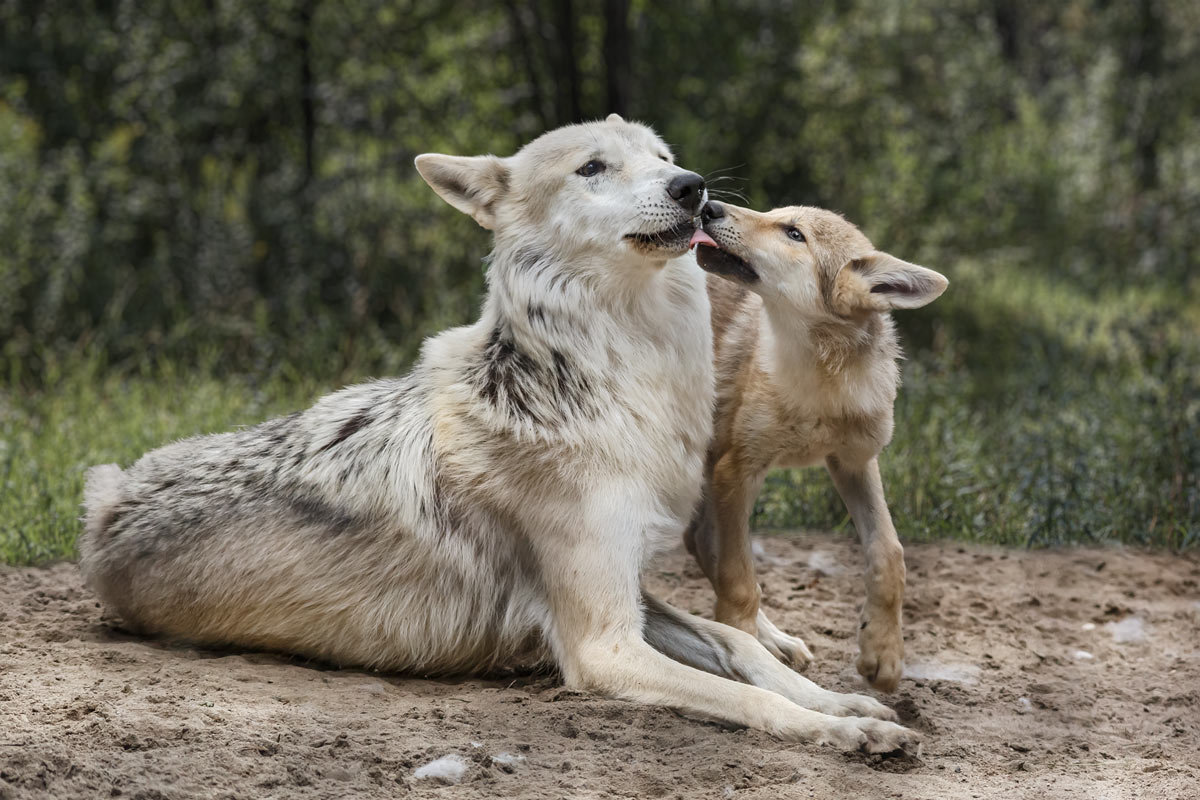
[826, 455, 906, 692]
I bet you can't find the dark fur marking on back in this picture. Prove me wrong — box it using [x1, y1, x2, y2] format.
[290, 494, 359, 535]
[319, 410, 373, 454]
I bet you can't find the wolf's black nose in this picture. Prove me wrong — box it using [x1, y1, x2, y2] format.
[701, 201, 725, 223]
[667, 172, 706, 213]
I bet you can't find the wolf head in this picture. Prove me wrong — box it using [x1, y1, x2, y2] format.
[693, 201, 947, 319]
[416, 115, 706, 272]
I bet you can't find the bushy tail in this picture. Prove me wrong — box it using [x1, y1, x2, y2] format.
[79, 463, 126, 566]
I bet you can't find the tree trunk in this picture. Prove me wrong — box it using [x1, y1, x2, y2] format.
[554, 0, 582, 124]
[1128, 0, 1163, 192]
[603, 0, 630, 117]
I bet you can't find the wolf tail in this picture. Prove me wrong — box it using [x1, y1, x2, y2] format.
[79, 463, 127, 565]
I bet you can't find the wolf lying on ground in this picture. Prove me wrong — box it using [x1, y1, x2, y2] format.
[687, 200, 948, 692]
[79, 117, 916, 752]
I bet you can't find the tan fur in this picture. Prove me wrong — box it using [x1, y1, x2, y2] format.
[687, 202, 947, 692]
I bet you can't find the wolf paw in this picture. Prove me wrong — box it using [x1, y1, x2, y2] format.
[813, 690, 897, 721]
[756, 609, 813, 671]
[823, 717, 920, 755]
[857, 618, 904, 692]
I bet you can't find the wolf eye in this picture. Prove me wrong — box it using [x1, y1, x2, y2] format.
[786, 227, 806, 242]
[576, 160, 606, 177]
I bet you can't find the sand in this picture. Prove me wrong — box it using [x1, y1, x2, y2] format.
[2, 532, 1198, 799]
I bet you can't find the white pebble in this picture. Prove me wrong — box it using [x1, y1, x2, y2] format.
[1104, 616, 1148, 644]
[492, 752, 525, 768]
[902, 661, 980, 684]
[1072, 650, 1094, 660]
[413, 754, 469, 784]
[1016, 697, 1033, 714]
[1081, 622, 1096, 631]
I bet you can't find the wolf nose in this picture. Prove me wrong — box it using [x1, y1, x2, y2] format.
[701, 201, 725, 223]
[667, 172, 706, 213]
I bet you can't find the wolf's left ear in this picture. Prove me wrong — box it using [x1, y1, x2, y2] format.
[833, 252, 948, 314]
[606, 113, 625, 123]
[414, 153, 510, 230]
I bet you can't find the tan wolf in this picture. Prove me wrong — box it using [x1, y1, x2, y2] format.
[687, 200, 948, 692]
[79, 118, 915, 752]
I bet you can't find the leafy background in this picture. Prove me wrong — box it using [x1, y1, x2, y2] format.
[1, 0, 1197, 563]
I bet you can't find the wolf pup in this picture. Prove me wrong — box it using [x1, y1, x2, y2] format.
[687, 200, 948, 692]
[79, 118, 916, 753]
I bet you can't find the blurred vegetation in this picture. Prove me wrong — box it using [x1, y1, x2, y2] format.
[1, 0, 1197, 562]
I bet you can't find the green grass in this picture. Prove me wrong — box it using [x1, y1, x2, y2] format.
[2, 263, 1197, 565]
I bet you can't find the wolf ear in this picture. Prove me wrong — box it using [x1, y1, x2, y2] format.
[606, 113, 625, 123]
[833, 252, 948, 314]
[414, 153, 510, 230]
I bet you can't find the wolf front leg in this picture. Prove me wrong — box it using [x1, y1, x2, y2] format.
[640, 590, 907, 728]
[536, 491, 909, 751]
[825, 455, 906, 692]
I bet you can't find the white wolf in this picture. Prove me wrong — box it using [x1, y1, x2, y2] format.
[79, 115, 916, 753]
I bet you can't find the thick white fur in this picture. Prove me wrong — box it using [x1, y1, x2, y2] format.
[79, 118, 915, 753]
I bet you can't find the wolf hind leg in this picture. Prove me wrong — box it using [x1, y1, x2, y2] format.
[688, 460, 814, 670]
[826, 455, 906, 693]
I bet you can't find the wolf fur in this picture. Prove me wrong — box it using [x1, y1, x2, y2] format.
[79, 118, 916, 752]
[686, 201, 948, 692]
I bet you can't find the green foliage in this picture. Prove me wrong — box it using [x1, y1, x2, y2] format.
[1, 0, 1196, 561]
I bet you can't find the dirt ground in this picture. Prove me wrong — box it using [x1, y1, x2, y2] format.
[2, 532, 1198, 800]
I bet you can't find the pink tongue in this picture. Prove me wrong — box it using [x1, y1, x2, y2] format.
[690, 229, 719, 249]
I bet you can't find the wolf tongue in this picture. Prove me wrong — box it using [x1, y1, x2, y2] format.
[690, 229, 719, 249]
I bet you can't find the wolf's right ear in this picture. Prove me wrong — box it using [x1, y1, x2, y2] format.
[414, 154, 510, 230]
[606, 113, 625, 124]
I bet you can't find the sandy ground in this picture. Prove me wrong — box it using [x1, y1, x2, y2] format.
[2, 532, 1198, 800]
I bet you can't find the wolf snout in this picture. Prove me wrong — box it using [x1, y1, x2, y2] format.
[701, 200, 726, 224]
[667, 171, 706, 214]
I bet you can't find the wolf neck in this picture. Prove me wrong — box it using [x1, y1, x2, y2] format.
[759, 300, 894, 388]
[484, 244, 704, 362]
